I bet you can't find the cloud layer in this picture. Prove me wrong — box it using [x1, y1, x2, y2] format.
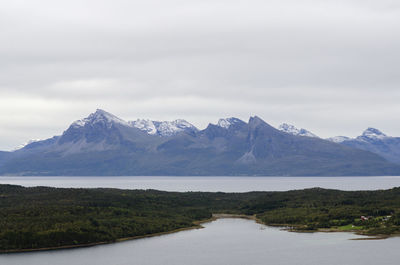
[1, 0, 399, 150]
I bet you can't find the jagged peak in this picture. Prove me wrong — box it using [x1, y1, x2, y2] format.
[362, 127, 386, 136]
[248, 116, 265, 125]
[94, 108, 107, 115]
[71, 109, 130, 128]
[360, 127, 388, 140]
[279, 123, 296, 131]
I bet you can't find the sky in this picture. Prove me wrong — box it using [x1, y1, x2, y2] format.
[1, 0, 399, 150]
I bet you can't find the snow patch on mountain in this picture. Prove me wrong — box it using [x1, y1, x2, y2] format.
[359, 128, 388, 141]
[130, 119, 157, 135]
[131, 119, 198, 136]
[217, 118, 244, 129]
[278, 123, 318, 138]
[328, 128, 390, 143]
[13, 139, 42, 151]
[155, 119, 197, 136]
[326, 136, 351, 143]
[217, 119, 232, 129]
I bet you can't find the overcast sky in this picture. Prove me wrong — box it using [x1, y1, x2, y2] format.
[1, 0, 399, 150]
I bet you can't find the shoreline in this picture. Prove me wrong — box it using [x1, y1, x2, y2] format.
[272, 224, 397, 240]
[0, 216, 219, 254]
[0, 214, 256, 254]
[223, 215, 398, 240]
[1, 214, 397, 254]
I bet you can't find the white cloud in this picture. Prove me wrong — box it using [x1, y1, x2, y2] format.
[0, 0, 399, 150]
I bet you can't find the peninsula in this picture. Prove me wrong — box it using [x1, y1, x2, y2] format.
[1, 184, 399, 253]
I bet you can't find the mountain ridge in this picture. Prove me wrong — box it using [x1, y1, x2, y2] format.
[278, 123, 318, 138]
[278, 124, 400, 164]
[329, 128, 400, 164]
[1, 110, 399, 176]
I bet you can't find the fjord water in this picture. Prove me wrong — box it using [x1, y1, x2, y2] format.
[1, 176, 400, 191]
[1, 176, 400, 265]
[1, 218, 399, 265]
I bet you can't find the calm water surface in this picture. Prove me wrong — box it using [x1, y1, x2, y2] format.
[1, 218, 399, 265]
[1, 177, 400, 264]
[0, 176, 400, 191]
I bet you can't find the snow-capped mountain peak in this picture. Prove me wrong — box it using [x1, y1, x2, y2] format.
[217, 119, 231, 129]
[156, 120, 196, 136]
[217, 118, 243, 129]
[130, 119, 157, 135]
[278, 123, 318, 138]
[131, 118, 198, 136]
[72, 109, 130, 128]
[360, 127, 388, 140]
[328, 128, 390, 143]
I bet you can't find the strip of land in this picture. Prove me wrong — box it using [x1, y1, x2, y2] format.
[1, 184, 399, 253]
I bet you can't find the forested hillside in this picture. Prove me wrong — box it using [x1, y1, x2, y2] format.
[1, 185, 400, 252]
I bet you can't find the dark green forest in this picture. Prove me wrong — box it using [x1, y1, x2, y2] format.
[1, 184, 400, 252]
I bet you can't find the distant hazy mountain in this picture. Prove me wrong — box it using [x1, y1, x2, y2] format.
[278, 123, 318, 138]
[1, 109, 399, 176]
[328, 128, 400, 164]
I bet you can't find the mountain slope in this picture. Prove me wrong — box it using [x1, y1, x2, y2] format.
[0, 151, 10, 166]
[329, 128, 400, 164]
[282, 125, 400, 165]
[1, 110, 399, 176]
[278, 123, 318, 138]
[1, 110, 165, 175]
[234, 117, 399, 176]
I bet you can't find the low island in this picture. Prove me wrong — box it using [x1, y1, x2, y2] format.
[0, 184, 399, 253]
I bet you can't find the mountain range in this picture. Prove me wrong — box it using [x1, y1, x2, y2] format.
[0, 109, 399, 176]
[278, 124, 400, 165]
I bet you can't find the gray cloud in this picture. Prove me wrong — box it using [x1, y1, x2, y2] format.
[0, 0, 399, 150]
